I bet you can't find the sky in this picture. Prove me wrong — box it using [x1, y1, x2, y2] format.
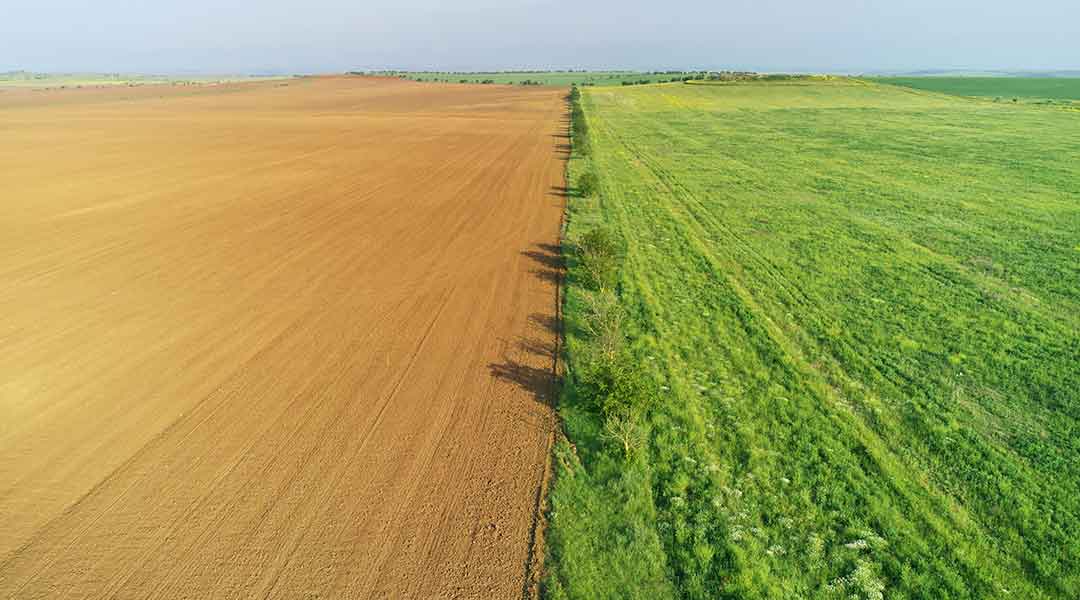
[3, 0, 1078, 74]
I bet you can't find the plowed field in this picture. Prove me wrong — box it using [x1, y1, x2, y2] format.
[0, 76, 565, 598]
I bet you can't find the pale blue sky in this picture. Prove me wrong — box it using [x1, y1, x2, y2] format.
[3, 0, 1078, 74]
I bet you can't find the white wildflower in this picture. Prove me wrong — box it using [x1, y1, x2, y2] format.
[845, 539, 869, 551]
[766, 544, 785, 557]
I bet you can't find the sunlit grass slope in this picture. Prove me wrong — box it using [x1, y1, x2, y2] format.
[546, 79, 1080, 599]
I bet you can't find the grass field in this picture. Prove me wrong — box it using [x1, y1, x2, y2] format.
[546, 79, 1080, 599]
[372, 71, 700, 86]
[873, 76, 1080, 102]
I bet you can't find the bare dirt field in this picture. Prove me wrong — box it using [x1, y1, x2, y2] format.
[0, 76, 566, 598]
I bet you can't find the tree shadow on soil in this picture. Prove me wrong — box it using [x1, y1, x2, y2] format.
[521, 249, 562, 270]
[521, 243, 565, 287]
[489, 359, 557, 407]
[488, 241, 567, 406]
[528, 312, 560, 336]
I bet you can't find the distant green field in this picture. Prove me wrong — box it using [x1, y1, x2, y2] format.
[372, 71, 699, 87]
[547, 80, 1080, 599]
[873, 76, 1080, 101]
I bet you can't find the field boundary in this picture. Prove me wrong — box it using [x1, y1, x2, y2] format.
[520, 89, 572, 600]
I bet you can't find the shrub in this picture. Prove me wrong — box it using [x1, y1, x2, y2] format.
[576, 350, 656, 419]
[576, 168, 599, 197]
[569, 86, 591, 156]
[603, 409, 646, 459]
[575, 227, 622, 291]
[579, 289, 624, 362]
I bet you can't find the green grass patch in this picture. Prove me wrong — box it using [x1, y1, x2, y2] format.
[544, 79, 1080, 599]
[873, 76, 1080, 103]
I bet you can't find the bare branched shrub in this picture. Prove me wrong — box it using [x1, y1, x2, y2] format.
[603, 408, 646, 460]
[580, 289, 624, 363]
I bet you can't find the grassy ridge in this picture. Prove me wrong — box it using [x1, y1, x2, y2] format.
[873, 77, 1080, 101]
[545, 80, 1080, 599]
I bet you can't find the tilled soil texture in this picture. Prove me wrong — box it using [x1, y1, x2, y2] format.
[0, 76, 566, 599]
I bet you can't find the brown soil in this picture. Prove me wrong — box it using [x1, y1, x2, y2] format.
[0, 76, 566, 598]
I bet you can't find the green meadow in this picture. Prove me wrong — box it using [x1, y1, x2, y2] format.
[546, 79, 1080, 599]
[873, 76, 1080, 102]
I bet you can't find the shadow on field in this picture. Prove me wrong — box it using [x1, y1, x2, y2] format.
[549, 185, 579, 198]
[534, 242, 561, 256]
[528, 312, 560, 336]
[489, 359, 556, 406]
[521, 242, 564, 286]
[486, 241, 566, 405]
[530, 268, 561, 285]
[553, 132, 571, 156]
[522, 249, 562, 270]
[518, 335, 557, 359]
[554, 110, 572, 158]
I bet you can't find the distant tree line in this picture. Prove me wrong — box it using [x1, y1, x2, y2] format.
[345, 69, 820, 87]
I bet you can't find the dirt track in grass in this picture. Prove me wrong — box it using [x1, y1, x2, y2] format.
[0, 76, 565, 598]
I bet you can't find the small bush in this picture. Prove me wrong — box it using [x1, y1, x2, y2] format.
[579, 289, 624, 362]
[576, 350, 656, 419]
[569, 86, 591, 156]
[603, 409, 646, 459]
[576, 169, 599, 197]
[575, 227, 622, 291]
